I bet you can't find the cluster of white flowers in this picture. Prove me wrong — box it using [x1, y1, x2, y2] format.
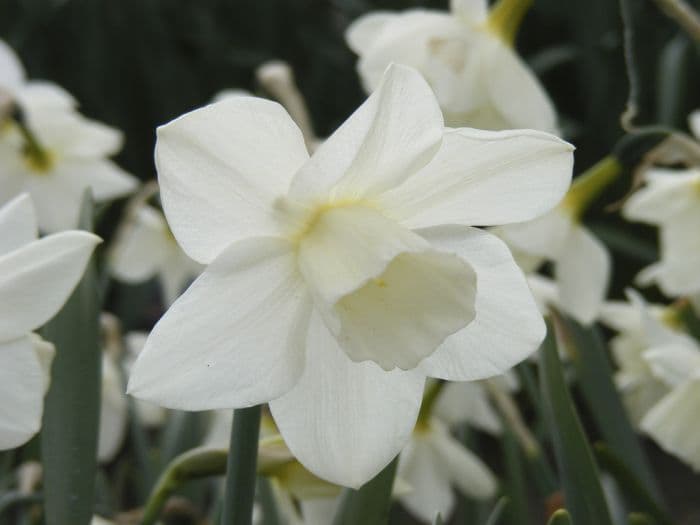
[2, 0, 700, 522]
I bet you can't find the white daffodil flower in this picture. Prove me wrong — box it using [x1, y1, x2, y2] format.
[346, 0, 557, 132]
[110, 203, 201, 305]
[122, 332, 168, 427]
[623, 168, 700, 298]
[0, 193, 100, 449]
[598, 290, 673, 425]
[499, 196, 611, 325]
[398, 418, 497, 523]
[128, 64, 573, 487]
[0, 39, 138, 233]
[638, 327, 700, 470]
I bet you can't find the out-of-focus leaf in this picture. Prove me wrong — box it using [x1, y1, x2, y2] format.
[501, 427, 527, 525]
[40, 192, 101, 525]
[484, 496, 509, 525]
[332, 457, 397, 525]
[160, 410, 206, 466]
[257, 477, 281, 525]
[546, 509, 572, 525]
[222, 406, 262, 525]
[539, 322, 613, 525]
[628, 512, 656, 525]
[552, 313, 662, 502]
[595, 444, 673, 525]
[657, 34, 691, 127]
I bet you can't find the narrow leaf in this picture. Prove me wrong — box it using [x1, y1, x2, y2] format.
[539, 321, 613, 525]
[40, 192, 101, 525]
[332, 457, 398, 525]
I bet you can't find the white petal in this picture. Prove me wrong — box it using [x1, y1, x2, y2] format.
[622, 169, 700, 225]
[158, 249, 200, 306]
[98, 354, 128, 463]
[641, 378, 700, 470]
[0, 336, 45, 449]
[498, 206, 572, 259]
[288, 64, 443, 203]
[110, 205, 170, 283]
[127, 237, 311, 410]
[483, 38, 559, 134]
[555, 225, 610, 324]
[379, 128, 573, 229]
[0, 39, 25, 92]
[16, 81, 76, 110]
[689, 110, 700, 140]
[53, 159, 138, 202]
[0, 193, 37, 256]
[417, 226, 545, 381]
[297, 205, 476, 370]
[450, 0, 488, 22]
[29, 110, 123, 158]
[29, 333, 56, 394]
[156, 96, 308, 264]
[434, 381, 501, 434]
[643, 341, 700, 388]
[269, 313, 425, 488]
[345, 12, 395, 55]
[0, 231, 100, 341]
[398, 435, 455, 522]
[431, 421, 497, 499]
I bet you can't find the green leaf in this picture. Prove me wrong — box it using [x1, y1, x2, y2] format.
[628, 512, 656, 525]
[547, 509, 572, 525]
[332, 457, 398, 525]
[222, 406, 262, 525]
[552, 313, 662, 502]
[657, 34, 691, 127]
[484, 496, 509, 525]
[539, 321, 613, 525]
[40, 192, 101, 525]
[432, 512, 444, 525]
[594, 444, 673, 525]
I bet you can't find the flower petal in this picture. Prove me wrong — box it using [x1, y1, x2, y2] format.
[483, 39, 559, 134]
[297, 205, 476, 371]
[16, 81, 76, 110]
[346, 12, 395, 56]
[434, 381, 501, 434]
[127, 237, 311, 410]
[398, 435, 455, 522]
[53, 159, 138, 202]
[0, 336, 45, 450]
[0, 231, 100, 341]
[379, 128, 573, 229]
[555, 225, 610, 324]
[0, 39, 25, 92]
[156, 97, 309, 263]
[498, 206, 572, 259]
[98, 354, 128, 463]
[269, 312, 424, 488]
[431, 421, 497, 499]
[288, 64, 443, 203]
[622, 169, 700, 225]
[643, 340, 700, 388]
[0, 193, 37, 256]
[450, 0, 488, 22]
[417, 226, 544, 381]
[641, 378, 700, 470]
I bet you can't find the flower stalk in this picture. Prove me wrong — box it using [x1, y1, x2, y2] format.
[487, 0, 534, 46]
[563, 156, 622, 219]
[222, 406, 263, 525]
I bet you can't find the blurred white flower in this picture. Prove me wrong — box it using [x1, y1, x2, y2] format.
[398, 418, 497, 523]
[346, 0, 557, 132]
[0, 38, 137, 232]
[0, 193, 100, 449]
[123, 332, 168, 427]
[98, 346, 128, 463]
[623, 167, 700, 298]
[110, 202, 201, 305]
[128, 64, 572, 487]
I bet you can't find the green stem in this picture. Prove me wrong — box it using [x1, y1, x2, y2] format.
[487, 0, 534, 46]
[416, 380, 445, 425]
[563, 156, 622, 219]
[222, 406, 262, 525]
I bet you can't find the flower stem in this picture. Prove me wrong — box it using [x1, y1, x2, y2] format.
[653, 0, 700, 43]
[221, 406, 262, 525]
[563, 156, 622, 219]
[487, 0, 534, 46]
[416, 379, 445, 425]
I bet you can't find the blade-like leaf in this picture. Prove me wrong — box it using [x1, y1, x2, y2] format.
[332, 457, 398, 525]
[539, 321, 613, 525]
[484, 496, 509, 525]
[552, 313, 662, 502]
[40, 192, 101, 525]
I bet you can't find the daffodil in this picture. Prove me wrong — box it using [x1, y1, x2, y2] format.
[123, 331, 168, 427]
[128, 64, 573, 487]
[346, 0, 557, 132]
[0, 193, 100, 449]
[0, 38, 138, 232]
[623, 168, 700, 298]
[110, 202, 201, 305]
[398, 418, 497, 523]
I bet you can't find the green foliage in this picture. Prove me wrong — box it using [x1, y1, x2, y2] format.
[332, 457, 398, 525]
